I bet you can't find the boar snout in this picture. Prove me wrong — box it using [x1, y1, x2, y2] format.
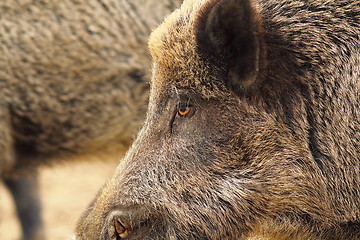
[106, 205, 157, 240]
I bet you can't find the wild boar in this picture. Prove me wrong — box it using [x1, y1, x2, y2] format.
[0, 0, 179, 239]
[72, 0, 360, 239]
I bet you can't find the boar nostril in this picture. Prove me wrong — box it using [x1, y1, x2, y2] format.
[107, 206, 153, 239]
[114, 218, 130, 239]
[108, 216, 131, 240]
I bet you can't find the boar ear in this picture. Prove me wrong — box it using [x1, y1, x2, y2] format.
[196, 0, 262, 93]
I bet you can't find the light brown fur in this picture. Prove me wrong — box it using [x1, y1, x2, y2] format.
[0, 1, 179, 239]
[0, 0, 179, 175]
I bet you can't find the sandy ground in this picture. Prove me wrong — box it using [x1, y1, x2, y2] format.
[0, 160, 119, 240]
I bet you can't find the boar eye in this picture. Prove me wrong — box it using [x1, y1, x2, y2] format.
[176, 106, 194, 118]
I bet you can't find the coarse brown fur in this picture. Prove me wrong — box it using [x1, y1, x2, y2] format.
[0, 1, 179, 239]
[0, 0, 179, 175]
[74, 0, 359, 239]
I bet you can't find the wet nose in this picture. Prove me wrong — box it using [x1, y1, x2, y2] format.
[107, 206, 150, 240]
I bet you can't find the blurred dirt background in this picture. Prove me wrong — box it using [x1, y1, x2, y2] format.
[0, 159, 119, 240]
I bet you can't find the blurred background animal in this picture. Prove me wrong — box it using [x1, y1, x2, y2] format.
[0, 0, 181, 239]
